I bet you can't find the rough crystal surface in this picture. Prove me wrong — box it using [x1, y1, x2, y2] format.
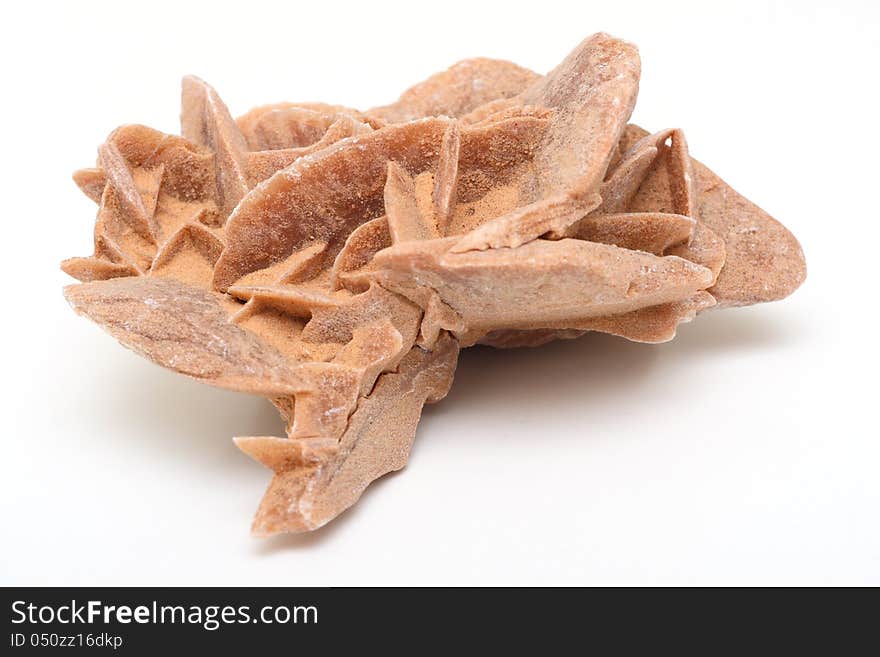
[62, 33, 806, 535]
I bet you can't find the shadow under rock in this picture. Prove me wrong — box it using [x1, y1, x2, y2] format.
[419, 304, 806, 443]
[68, 355, 286, 473]
[436, 331, 660, 423]
[666, 304, 808, 353]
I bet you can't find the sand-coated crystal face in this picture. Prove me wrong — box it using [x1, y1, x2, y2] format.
[62, 33, 805, 535]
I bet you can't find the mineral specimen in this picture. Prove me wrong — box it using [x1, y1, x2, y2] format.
[62, 33, 806, 535]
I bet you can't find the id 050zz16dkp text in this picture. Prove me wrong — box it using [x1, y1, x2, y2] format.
[10, 633, 123, 650]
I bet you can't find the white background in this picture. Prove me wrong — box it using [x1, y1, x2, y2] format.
[2, 1, 878, 586]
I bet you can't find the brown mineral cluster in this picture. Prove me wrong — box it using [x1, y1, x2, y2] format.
[62, 33, 806, 535]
